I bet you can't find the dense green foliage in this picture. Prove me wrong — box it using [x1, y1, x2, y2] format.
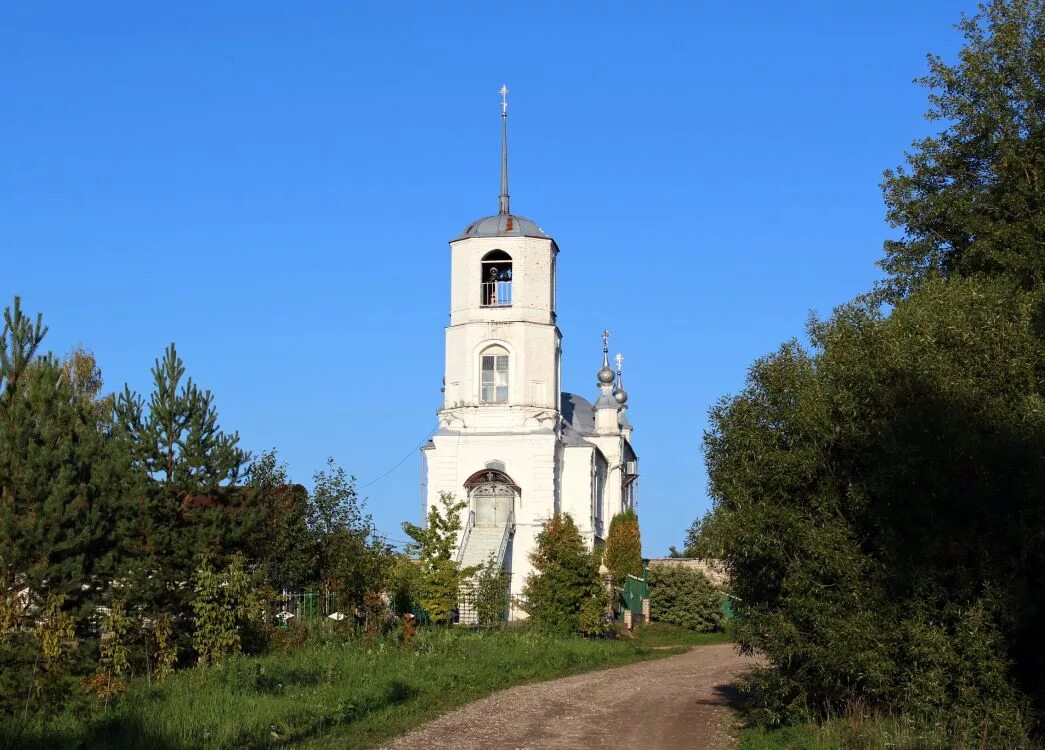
[0, 627, 684, 750]
[0, 304, 128, 714]
[703, 280, 1041, 735]
[647, 564, 724, 632]
[113, 343, 273, 642]
[697, 1, 1045, 741]
[0, 297, 405, 724]
[602, 509, 643, 583]
[877, 0, 1045, 302]
[309, 458, 393, 620]
[245, 450, 313, 593]
[523, 513, 608, 635]
[190, 554, 263, 666]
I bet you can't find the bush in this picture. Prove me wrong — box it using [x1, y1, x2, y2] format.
[471, 555, 510, 628]
[523, 514, 607, 635]
[648, 565, 724, 632]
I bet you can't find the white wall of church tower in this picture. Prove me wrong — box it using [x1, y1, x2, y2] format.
[448, 236, 557, 326]
[442, 233, 561, 415]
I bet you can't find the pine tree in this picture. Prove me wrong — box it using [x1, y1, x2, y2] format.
[0, 297, 125, 625]
[0, 298, 131, 715]
[112, 343, 256, 635]
[115, 343, 247, 492]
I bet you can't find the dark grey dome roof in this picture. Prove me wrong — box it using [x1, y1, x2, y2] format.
[561, 392, 595, 436]
[456, 213, 549, 241]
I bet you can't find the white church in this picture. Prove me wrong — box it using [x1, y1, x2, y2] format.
[422, 88, 639, 617]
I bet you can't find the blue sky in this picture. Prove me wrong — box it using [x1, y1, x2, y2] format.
[1, 2, 970, 555]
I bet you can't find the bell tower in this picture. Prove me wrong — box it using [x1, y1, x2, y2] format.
[440, 86, 561, 428]
[423, 87, 637, 621]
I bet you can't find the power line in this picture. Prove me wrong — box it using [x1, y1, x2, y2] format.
[358, 426, 437, 489]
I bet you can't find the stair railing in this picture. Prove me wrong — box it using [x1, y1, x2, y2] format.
[495, 511, 515, 566]
[456, 509, 476, 564]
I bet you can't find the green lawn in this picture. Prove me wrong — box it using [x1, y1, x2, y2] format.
[2, 625, 724, 749]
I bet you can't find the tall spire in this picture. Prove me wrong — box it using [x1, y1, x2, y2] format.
[498, 84, 510, 215]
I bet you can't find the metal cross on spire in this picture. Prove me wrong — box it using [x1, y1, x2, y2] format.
[615, 353, 624, 371]
[601, 329, 610, 351]
[498, 84, 510, 215]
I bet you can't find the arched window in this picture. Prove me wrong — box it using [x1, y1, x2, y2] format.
[480, 345, 509, 403]
[481, 250, 512, 307]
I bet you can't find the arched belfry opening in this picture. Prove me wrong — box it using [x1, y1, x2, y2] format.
[464, 468, 517, 525]
[481, 250, 512, 307]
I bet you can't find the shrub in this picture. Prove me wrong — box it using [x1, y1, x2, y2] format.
[577, 596, 609, 638]
[648, 564, 724, 632]
[523, 513, 607, 635]
[191, 554, 261, 666]
[472, 555, 510, 628]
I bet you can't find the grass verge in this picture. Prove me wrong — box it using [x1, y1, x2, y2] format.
[741, 716, 1041, 750]
[629, 621, 733, 648]
[2, 625, 723, 749]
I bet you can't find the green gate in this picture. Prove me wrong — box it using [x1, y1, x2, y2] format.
[619, 573, 648, 616]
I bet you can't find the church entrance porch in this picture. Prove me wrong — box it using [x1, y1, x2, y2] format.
[464, 469, 517, 526]
[456, 469, 518, 625]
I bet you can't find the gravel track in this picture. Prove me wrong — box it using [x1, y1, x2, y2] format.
[381, 643, 754, 750]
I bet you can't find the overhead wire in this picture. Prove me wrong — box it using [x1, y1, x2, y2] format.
[358, 426, 437, 489]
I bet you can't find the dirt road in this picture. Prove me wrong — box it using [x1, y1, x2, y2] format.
[381, 643, 755, 750]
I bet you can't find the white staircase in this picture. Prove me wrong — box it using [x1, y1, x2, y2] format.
[459, 525, 507, 570]
[456, 514, 514, 625]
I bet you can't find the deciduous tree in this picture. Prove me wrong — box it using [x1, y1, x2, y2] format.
[698, 4, 1045, 739]
[402, 492, 473, 624]
[878, 0, 1045, 301]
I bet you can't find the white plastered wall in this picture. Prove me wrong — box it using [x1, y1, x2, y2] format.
[424, 431, 560, 603]
[448, 236, 557, 327]
[442, 323, 560, 412]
